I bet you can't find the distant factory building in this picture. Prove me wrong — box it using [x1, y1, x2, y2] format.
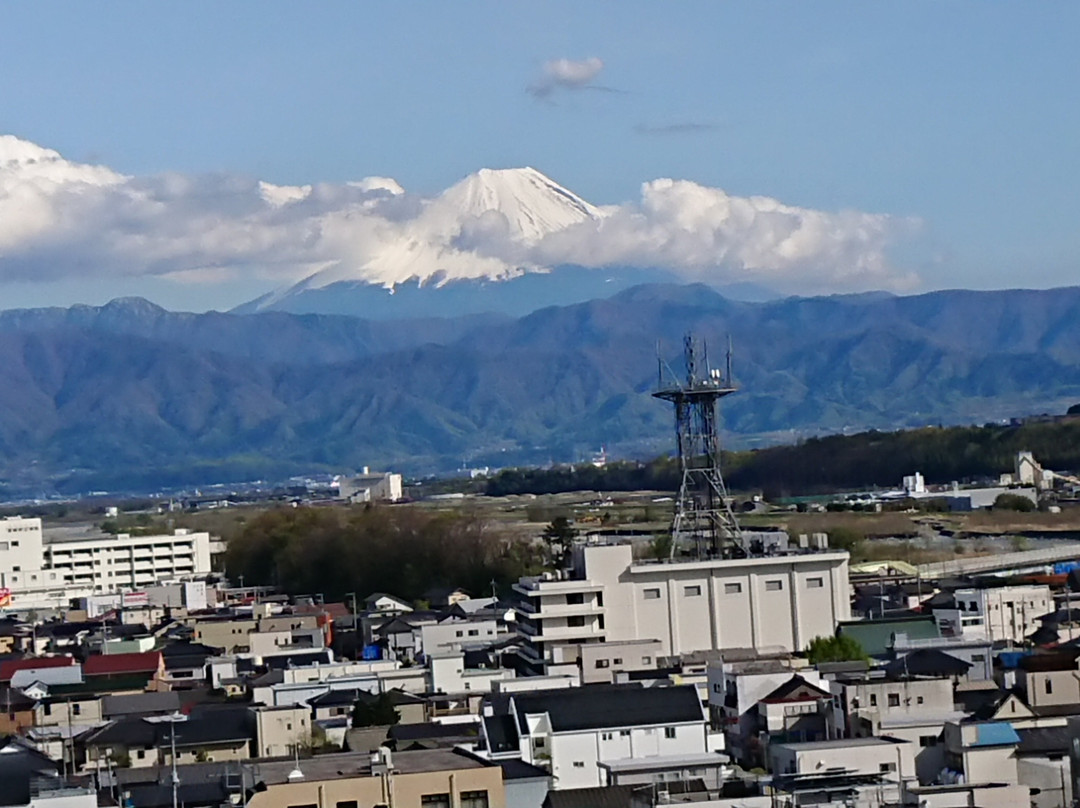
[335, 468, 403, 503]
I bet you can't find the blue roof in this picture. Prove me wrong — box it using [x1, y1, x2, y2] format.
[973, 722, 1021, 747]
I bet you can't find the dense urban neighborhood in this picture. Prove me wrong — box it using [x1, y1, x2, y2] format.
[4, 442, 1080, 808]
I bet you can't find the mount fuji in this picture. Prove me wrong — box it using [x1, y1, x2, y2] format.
[234, 167, 772, 318]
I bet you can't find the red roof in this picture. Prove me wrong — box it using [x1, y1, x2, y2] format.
[83, 651, 162, 677]
[0, 655, 76, 682]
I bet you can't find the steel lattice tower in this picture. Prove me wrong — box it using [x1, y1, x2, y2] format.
[653, 334, 746, 559]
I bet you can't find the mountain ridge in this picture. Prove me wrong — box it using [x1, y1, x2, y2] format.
[3, 283, 1080, 497]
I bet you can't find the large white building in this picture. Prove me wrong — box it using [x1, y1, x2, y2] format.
[0, 516, 216, 607]
[512, 542, 850, 675]
[934, 584, 1052, 645]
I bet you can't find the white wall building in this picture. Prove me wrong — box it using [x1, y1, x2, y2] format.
[935, 585, 1052, 645]
[0, 517, 216, 607]
[337, 471, 403, 503]
[481, 684, 709, 790]
[513, 543, 850, 673]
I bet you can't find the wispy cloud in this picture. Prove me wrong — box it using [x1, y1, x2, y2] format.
[528, 57, 606, 99]
[634, 122, 718, 136]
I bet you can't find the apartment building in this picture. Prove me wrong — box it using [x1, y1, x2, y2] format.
[513, 542, 850, 674]
[935, 584, 1052, 645]
[0, 517, 217, 606]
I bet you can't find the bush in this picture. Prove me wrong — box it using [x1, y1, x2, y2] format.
[806, 635, 869, 664]
[994, 493, 1036, 512]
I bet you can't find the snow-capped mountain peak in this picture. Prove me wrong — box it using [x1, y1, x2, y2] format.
[430, 166, 601, 244]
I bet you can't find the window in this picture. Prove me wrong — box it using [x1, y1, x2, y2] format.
[919, 735, 938, 748]
[620, 730, 631, 737]
[566, 593, 584, 605]
[421, 795, 451, 808]
[1046, 679, 1053, 695]
[338, 802, 360, 808]
[287, 804, 317, 808]
[567, 616, 585, 628]
[642, 656, 652, 665]
[765, 580, 783, 592]
[460, 792, 489, 808]
[879, 762, 896, 773]
[971, 654, 986, 664]
[136, 750, 146, 759]
[724, 583, 742, 594]
[572, 761, 585, 768]
[887, 693, 900, 707]
[643, 588, 661, 600]
[602, 732, 613, 740]
[664, 727, 677, 739]
[596, 659, 610, 669]
[916, 696, 924, 705]
[455, 630, 464, 638]
[869, 694, 878, 707]
[683, 585, 702, 597]
[468, 629, 479, 636]
[286, 723, 292, 731]
[807, 577, 823, 589]
[613, 658, 623, 665]
[533, 738, 546, 749]
[72, 703, 81, 715]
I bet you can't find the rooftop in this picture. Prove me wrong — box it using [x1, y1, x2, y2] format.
[773, 736, 908, 751]
[247, 748, 489, 785]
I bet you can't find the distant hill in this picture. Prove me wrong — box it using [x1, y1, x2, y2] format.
[3, 283, 1080, 497]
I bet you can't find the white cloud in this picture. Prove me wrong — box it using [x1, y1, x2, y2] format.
[0, 135, 920, 296]
[528, 57, 605, 98]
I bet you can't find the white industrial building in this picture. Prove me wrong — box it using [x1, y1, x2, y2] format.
[336, 469, 403, 503]
[512, 541, 850, 674]
[0, 516, 217, 608]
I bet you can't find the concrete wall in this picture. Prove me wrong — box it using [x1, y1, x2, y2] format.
[256, 706, 311, 758]
[770, 738, 915, 779]
[246, 764, 504, 808]
[579, 639, 661, 685]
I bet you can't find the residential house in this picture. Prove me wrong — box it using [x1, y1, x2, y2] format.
[243, 747, 503, 808]
[1015, 650, 1080, 718]
[480, 683, 708, 790]
[934, 584, 1053, 645]
[769, 735, 915, 781]
[0, 735, 95, 808]
[253, 704, 310, 758]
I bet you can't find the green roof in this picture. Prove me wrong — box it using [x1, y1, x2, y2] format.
[837, 616, 940, 657]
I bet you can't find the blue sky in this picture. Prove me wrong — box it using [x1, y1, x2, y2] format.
[0, 3, 1078, 310]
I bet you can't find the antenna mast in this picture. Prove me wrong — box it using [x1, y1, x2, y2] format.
[653, 333, 746, 559]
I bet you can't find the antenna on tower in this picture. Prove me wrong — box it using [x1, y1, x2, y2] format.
[653, 333, 746, 560]
[726, 334, 733, 387]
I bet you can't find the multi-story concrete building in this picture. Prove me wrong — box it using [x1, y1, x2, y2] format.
[0, 517, 217, 607]
[512, 542, 850, 674]
[935, 584, 1052, 645]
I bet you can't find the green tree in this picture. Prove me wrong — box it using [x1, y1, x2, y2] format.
[994, 493, 1036, 512]
[805, 635, 869, 665]
[351, 693, 401, 728]
[542, 516, 577, 567]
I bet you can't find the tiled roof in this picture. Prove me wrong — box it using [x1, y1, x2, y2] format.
[512, 684, 704, 733]
[83, 652, 161, 677]
[0, 656, 74, 682]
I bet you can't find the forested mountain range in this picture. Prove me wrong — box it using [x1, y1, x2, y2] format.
[3, 283, 1080, 496]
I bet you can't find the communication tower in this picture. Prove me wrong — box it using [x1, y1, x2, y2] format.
[653, 334, 747, 559]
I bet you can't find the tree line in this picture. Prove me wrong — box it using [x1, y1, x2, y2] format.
[224, 506, 541, 602]
[483, 420, 1080, 498]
